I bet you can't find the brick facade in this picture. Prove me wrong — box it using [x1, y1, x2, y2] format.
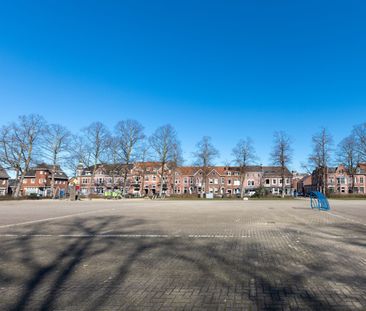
[311, 164, 366, 195]
[76, 163, 294, 197]
[21, 163, 69, 197]
[0, 166, 9, 196]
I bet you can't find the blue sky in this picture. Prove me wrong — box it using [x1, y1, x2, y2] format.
[1, 1, 365, 170]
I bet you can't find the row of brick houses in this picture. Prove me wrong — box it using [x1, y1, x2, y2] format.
[2, 162, 366, 197]
[291, 163, 366, 196]
[310, 164, 366, 195]
[74, 162, 294, 197]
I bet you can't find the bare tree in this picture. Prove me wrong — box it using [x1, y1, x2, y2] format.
[42, 124, 71, 198]
[353, 122, 366, 161]
[270, 131, 293, 198]
[0, 115, 45, 197]
[170, 140, 184, 194]
[66, 134, 92, 177]
[193, 136, 219, 197]
[337, 135, 360, 193]
[114, 120, 145, 196]
[82, 122, 110, 197]
[308, 127, 333, 194]
[232, 138, 257, 198]
[149, 125, 179, 197]
[136, 141, 152, 196]
[104, 135, 122, 191]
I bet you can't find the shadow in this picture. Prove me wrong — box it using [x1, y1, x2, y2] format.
[0, 213, 364, 311]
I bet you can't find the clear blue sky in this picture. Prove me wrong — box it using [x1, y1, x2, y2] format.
[1, 1, 365, 170]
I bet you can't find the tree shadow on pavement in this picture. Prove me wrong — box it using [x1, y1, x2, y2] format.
[0, 215, 364, 311]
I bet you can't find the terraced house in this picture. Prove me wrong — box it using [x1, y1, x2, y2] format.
[21, 163, 69, 197]
[76, 162, 172, 196]
[311, 163, 366, 194]
[0, 165, 9, 196]
[75, 163, 293, 197]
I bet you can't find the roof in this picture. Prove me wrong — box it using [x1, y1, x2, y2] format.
[24, 163, 68, 179]
[176, 166, 199, 175]
[82, 163, 133, 175]
[176, 165, 292, 177]
[0, 166, 10, 179]
[358, 163, 366, 173]
[262, 166, 292, 177]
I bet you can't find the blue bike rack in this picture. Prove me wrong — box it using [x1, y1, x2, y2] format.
[309, 191, 330, 211]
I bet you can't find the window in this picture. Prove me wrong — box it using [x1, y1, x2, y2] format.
[285, 178, 290, 184]
[209, 179, 213, 184]
[152, 176, 156, 181]
[265, 179, 270, 185]
[214, 179, 218, 184]
[184, 177, 188, 184]
[360, 177, 364, 184]
[221, 177, 225, 184]
[190, 177, 193, 184]
[247, 180, 254, 186]
[227, 171, 232, 176]
[228, 179, 232, 185]
[31, 179, 35, 184]
[145, 176, 149, 181]
[82, 178, 88, 184]
[272, 179, 276, 185]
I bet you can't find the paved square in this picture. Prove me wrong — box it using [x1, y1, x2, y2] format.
[0, 199, 365, 311]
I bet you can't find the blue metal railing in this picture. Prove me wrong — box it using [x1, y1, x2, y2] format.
[309, 191, 330, 211]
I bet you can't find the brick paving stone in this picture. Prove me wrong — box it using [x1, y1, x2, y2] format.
[0, 199, 365, 310]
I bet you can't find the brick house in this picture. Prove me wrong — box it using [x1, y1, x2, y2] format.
[354, 164, 366, 194]
[76, 163, 131, 195]
[296, 175, 312, 195]
[311, 164, 366, 195]
[74, 162, 294, 197]
[0, 166, 9, 196]
[261, 166, 293, 196]
[132, 162, 172, 196]
[21, 163, 69, 197]
[173, 165, 292, 196]
[76, 162, 172, 196]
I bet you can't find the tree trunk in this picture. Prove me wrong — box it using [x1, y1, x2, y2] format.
[12, 168, 20, 198]
[159, 162, 165, 197]
[322, 167, 327, 195]
[51, 162, 56, 199]
[88, 163, 97, 199]
[122, 169, 129, 197]
[281, 167, 286, 198]
[14, 174, 24, 198]
[240, 166, 246, 199]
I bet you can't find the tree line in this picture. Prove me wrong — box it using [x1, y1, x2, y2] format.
[0, 114, 365, 198]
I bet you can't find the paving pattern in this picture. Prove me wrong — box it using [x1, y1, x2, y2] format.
[0, 199, 365, 310]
